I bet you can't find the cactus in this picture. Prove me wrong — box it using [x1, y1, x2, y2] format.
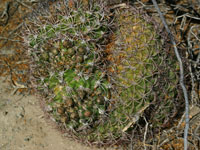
[22, 0, 183, 147]
[87, 7, 181, 142]
[24, 0, 112, 131]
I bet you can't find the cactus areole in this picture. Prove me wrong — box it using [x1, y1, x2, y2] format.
[22, 0, 183, 147]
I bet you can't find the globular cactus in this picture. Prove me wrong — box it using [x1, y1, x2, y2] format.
[22, 0, 183, 147]
[88, 7, 182, 142]
[75, 6, 182, 145]
[23, 0, 112, 131]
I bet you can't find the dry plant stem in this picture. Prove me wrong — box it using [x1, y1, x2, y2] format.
[143, 117, 149, 150]
[16, 0, 33, 10]
[151, 0, 190, 150]
[0, 36, 20, 42]
[187, 25, 200, 103]
[189, 61, 198, 104]
[0, 23, 23, 44]
[0, 2, 9, 24]
[3, 60, 28, 95]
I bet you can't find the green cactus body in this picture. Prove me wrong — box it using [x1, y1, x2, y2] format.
[23, 0, 182, 147]
[25, 1, 112, 131]
[81, 8, 180, 142]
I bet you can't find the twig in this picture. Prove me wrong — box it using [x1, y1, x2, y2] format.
[122, 102, 150, 132]
[0, 23, 23, 45]
[16, 0, 33, 10]
[0, 36, 21, 42]
[8, 22, 23, 36]
[108, 3, 129, 10]
[1, 2, 9, 18]
[187, 25, 200, 104]
[3, 60, 28, 95]
[0, 2, 9, 25]
[151, 1, 190, 150]
[143, 117, 149, 150]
